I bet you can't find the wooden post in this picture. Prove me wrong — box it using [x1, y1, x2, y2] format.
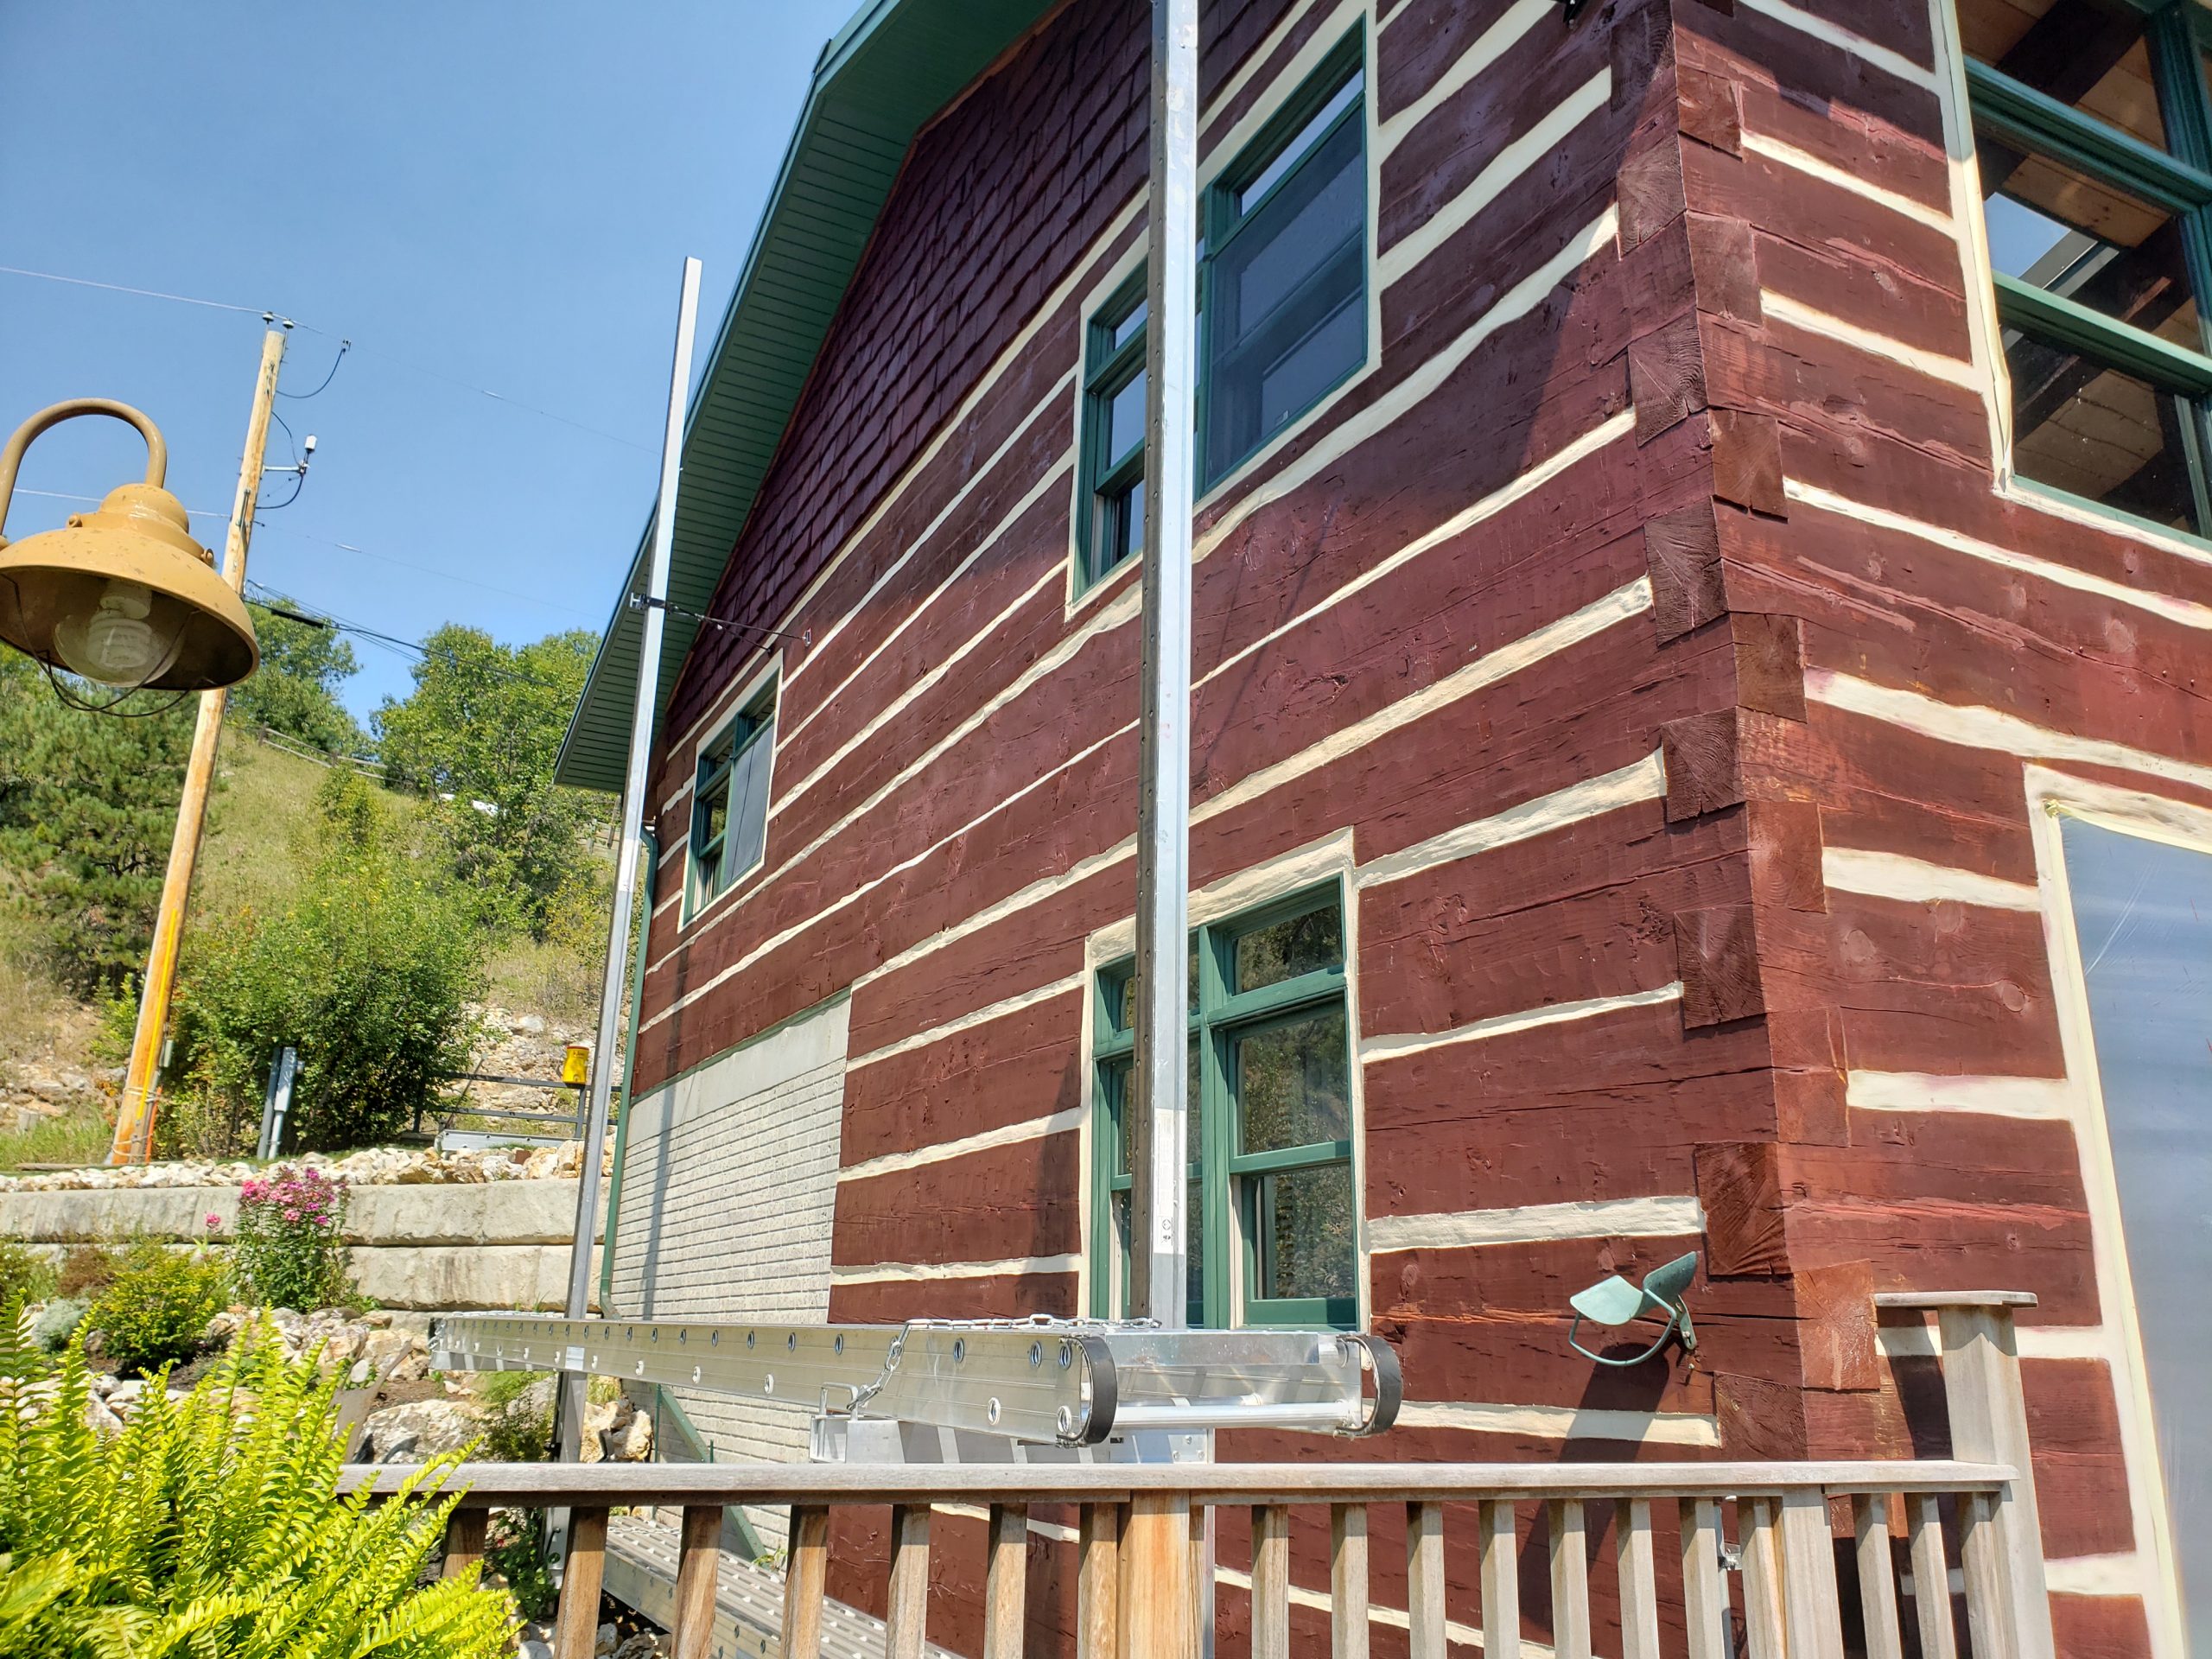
[1547, 1501, 1590, 1659]
[1678, 1498, 1728, 1659]
[1852, 1495, 1906, 1659]
[781, 1507, 830, 1659]
[554, 1506, 609, 1659]
[672, 1504, 723, 1659]
[1331, 1504, 1370, 1659]
[1478, 1501, 1520, 1659]
[1936, 1302, 2054, 1659]
[1406, 1502, 1446, 1659]
[1777, 1489, 1846, 1659]
[107, 327, 285, 1165]
[1124, 1495, 1193, 1659]
[442, 1508, 486, 1580]
[1077, 1503, 1119, 1659]
[984, 1503, 1028, 1659]
[1616, 1499, 1661, 1659]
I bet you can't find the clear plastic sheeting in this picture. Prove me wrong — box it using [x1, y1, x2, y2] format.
[2062, 816, 2212, 1643]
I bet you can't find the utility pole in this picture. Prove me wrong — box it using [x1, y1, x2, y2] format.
[107, 327, 287, 1166]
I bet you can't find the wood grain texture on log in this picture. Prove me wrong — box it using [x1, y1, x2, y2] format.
[1710, 408, 1787, 516]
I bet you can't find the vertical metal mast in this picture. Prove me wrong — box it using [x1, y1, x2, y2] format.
[563, 256, 702, 1453]
[1128, 0, 1200, 1326]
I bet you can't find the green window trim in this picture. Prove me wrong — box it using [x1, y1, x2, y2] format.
[1087, 882, 1358, 1330]
[1967, 0, 2212, 540]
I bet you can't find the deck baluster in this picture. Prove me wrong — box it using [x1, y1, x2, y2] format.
[1678, 1498, 1728, 1659]
[672, 1505, 723, 1659]
[1332, 1503, 1370, 1659]
[1406, 1502, 1446, 1659]
[1250, 1505, 1291, 1659]
[1548, 1500, 1591, 1659]
[555, 1507, 610, 1659]
[883, 1504, 931, 1659]
[1077, 1503, 1118, 1659]
[1478, 1500, 1520, 1659]
[1739, 1498, 1787, 1659]
[984, 1503, 1028, 1659]
[1852, 1496, 1905, 1659]
[1906, 1494, 1959, 1659]
[1617, 1498, 1661, 1659]
[781, 1506, 830, 1659]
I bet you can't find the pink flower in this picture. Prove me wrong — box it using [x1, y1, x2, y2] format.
[205, 1213, 220, 1230]
[283, 1208, 300, 1223]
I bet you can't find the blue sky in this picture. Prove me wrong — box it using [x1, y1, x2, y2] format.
[0, 2, 851, 723]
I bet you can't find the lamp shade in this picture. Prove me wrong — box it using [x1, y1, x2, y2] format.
[0, 399, 258, 692]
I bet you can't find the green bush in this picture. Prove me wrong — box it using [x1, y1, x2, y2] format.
[0, 1246, 51, 1311]
[483, 1510, 556, 1622]
[473, 1370, 555, 1465]
[169, 772, 486, 1154]
[84, 1243, 231, 1377]
[0, 1320, 512, 1656]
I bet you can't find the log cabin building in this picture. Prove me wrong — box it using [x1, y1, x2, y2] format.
[558, 0, 2212, 1651]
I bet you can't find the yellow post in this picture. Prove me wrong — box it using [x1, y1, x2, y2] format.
[107, 328, 286, 1166]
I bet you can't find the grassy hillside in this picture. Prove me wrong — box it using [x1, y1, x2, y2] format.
[0, 726, 607, 1169]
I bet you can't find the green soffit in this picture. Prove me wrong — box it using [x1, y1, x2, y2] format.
[555, 0, 1057, 792]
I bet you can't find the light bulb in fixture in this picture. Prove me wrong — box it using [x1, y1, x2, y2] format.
[52, 578, 181, 686]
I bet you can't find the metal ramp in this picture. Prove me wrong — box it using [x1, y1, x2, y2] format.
[604, 1512, 957, 1659]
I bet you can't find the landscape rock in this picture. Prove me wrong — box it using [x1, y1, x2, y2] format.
[611, 1409, 652, 1463]
[358, 1398, 477, 1462]
[594, 1622, 618, 1656]
[613, 1637, 664, 1659]
[0, 1125, 610, 1195]
[518, 1641, 553, 1659]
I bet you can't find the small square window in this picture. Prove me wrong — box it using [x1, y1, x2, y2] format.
[1075, 277, 1150, 592]
[686, 677, 777, 917]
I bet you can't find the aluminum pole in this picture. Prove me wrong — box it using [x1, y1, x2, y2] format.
[1128, 0, 1199, 1327]
[561, 255, 702, 1458]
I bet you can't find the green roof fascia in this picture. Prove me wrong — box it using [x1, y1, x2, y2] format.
[555, 0, 1056, 792]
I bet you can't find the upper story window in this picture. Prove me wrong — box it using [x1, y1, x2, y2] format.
[1962, 0, 2212, 537]
[1077, 276, 1150, 589]
[1071, 33, 1368, 592]
[1201, 35, 1367, 489]
[686, 674, 777, 918]
[1089, 886, 1357, 1329]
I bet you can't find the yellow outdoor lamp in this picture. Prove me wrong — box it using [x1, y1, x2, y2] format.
[0, 398, 257, 690]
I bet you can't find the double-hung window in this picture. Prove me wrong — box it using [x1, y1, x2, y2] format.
[1200, 33, 1367, 488]
[1089, 886, 1357, 1327]
[686, 676, 776, 918]
[1072, 33, 1368, 590]
[1962, 0, 2212, 537]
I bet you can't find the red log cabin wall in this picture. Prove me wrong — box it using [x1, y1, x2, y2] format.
[615, 0, 2191, 1649]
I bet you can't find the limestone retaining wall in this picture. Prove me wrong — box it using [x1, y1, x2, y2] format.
[0, 1179, 605, 1311]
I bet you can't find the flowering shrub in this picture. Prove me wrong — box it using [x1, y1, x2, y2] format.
[234, 1164, 352, 1311]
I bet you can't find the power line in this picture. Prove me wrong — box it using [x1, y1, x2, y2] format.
[0, 264, 657, 453]
[9, 486, 229, 521]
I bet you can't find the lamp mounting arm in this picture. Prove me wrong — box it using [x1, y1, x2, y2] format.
[0, 400, 168, 543]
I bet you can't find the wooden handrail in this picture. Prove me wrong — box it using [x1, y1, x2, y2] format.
[360, 1457, 2033, 1659]
[339, 1456, 2014, 1508]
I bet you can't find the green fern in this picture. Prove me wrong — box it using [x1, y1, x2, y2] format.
[0, 1319, 513, 1657]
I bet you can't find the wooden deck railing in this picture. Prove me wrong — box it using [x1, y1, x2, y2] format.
[345, 1456, 2040, 1659]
